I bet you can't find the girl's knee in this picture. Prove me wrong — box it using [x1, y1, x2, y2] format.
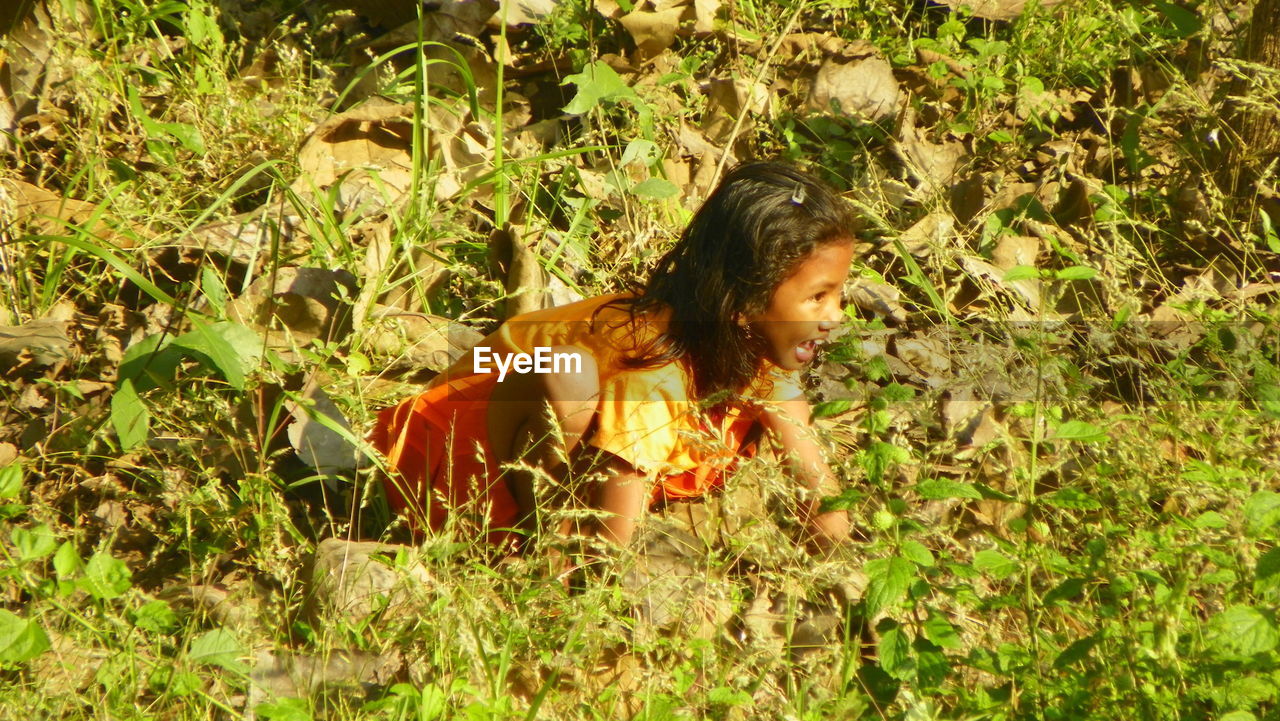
[539, 345, 600, 434]
[540, 343, 599, 412]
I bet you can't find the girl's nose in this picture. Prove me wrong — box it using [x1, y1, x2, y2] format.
[818, 317, 839, 331]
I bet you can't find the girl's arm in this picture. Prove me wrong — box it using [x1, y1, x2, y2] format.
[760, 398, 851, 552]
[592, 459, 650, 546]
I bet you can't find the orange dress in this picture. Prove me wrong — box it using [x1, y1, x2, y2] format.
[370, 294, 805, 545]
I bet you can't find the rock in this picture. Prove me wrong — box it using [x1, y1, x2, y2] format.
[308, 538, 435, 623]
[248, 647, 401, 705]
[623, 517, 735, 640]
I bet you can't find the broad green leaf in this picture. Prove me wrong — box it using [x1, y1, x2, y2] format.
[1151, 0, 1201, 37]
[1043, 577, 1086, 605]
[974, 481, 1017, 502]
[79, 551, 132, 600]
[562, 61, 637, 115]
[630, 178, 679, 199]
[1193, 511, 1228, 529]
[1053, 635, 1098, 669]
[1220, 712, 1258, 721]
[707, 687, 752, 706]
[1055, 266, 1098, 281]
[901, 539, 935, 567]
[171, 321, 262, 391]
[1052, 420, 1107, 443]
[913, 639, 950, 688]
[200, 266, 229, 316]
[1254, 359, 1280, 419]
[1256, 548, 1280, 586]
[1244, 491, 1280, 537]
[419, 683, 447, 721]
[812, 399, 854, 420]
[1206, 605, 1279, 659]
[53, 541, 82, 579]
[877, 621, 914, 681]
[111, 378, 150, 450]
[1043, 488, 1102, 511]
[188, 628, 245, 671]
[158, 121, 205, 155]
[973, 549, 1019, 580]
[133, 600, 178, 634]
[253, 698, 313, 721]
[819, 487, 866, 513]
[618, 138, 658, 168]
[12, 524, 57, 561]
[915, 478, 982, 500]
[0, 610, 51, 664]
[863, 556, 915, 616]
[1002, 265, 1039, 282]
[987, 129, 1014, 144]
[923, 609, 962, 650]
[148, 664, 203, 697]
[864, 441, 910, 485]
[0, 464, 21, 499]
[117, 334, 183, 391]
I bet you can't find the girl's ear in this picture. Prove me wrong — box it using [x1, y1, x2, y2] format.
[735, 312, 748, 327]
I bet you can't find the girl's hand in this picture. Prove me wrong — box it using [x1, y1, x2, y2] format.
[760, 397, 852, 551]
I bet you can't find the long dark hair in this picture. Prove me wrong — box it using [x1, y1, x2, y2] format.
[609, 161, 856, 399]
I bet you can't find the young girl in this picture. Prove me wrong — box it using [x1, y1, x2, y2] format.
[372, 161, 855, 554]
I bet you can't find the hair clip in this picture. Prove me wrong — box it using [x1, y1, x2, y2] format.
[790, 184, 806, 205]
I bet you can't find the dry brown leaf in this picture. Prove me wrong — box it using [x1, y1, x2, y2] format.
[896, 109, 966, 194]
[292, 99, 415, 211]
[1, 180, 136, 247]
[330, 0, 498, 32]
[229, 267, 359, 349]
[894, 335, 952, 386]
[991, 235, 1041, 271]
[0, 318, 72, 368]
[898, 211, 955, 257]
[942, 399, 1002, 450]
[488, 226, 546, 319]
[0, 442, 16, 466]
[702, 76, 769, 144]
[365, 305, 484, 372]
[692, 0, 719, 33]
[0, 0, 61, 149]
[27, 630, 108, 699]
[286, 381, 358, 475]
[249, 648, 403, 709]
[360, 224, 451, 320]
[957, 255, 1043, 310]
[496, 0, 559, 25]
[594, 0, 625, 19]
[934, 0, 1063, 21]
[777, 32, 849, 61]
[847, 278, 908, 325]
[949, 174, 986, 223]
[618, 6, 685, 59]
[183, 210, 303, 266]
[807, 55, 900, 121]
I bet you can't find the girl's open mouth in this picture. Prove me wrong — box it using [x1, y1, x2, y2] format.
[795, 339, 818, 364]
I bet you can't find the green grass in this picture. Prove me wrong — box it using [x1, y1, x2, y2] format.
[2, 0, 1280, 719]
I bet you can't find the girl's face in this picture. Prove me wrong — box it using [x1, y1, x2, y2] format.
[746, 239, 855, 371]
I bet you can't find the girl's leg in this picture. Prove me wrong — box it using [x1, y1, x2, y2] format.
[485, 345, 601, 542]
